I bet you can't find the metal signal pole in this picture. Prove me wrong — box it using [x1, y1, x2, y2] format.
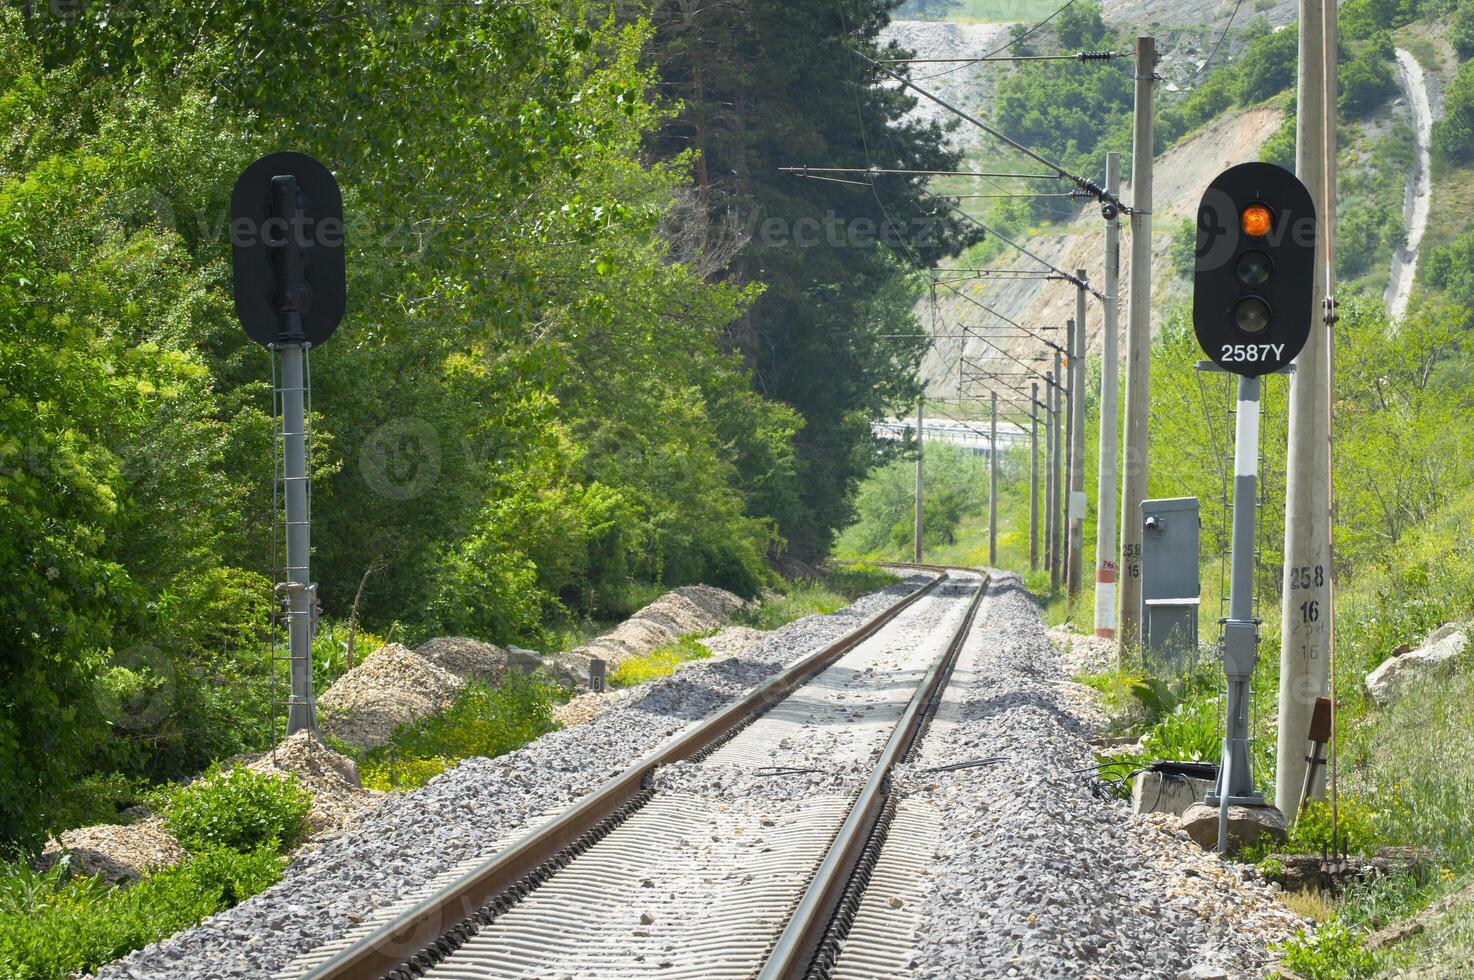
[1210, 374, 1269, 852]
[915, 400, 925, 564]
[990, 390, 999, 566]
[1068, 282, 1088, 600]
[1095, 152, 1122, 639]
[1031, 382, 1041, 570]
[1119, 35, 1156, 654]
[1277, 0, 1336, 818]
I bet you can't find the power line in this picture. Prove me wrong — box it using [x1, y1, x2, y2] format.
[781, 166, 1060, 180]
[884, 51, 1122, 64]
[857, 50, 1126, 212]
[938, 197, 1104, 299]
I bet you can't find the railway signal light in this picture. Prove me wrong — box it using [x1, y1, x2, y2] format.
[1192, 162, 1316, 376]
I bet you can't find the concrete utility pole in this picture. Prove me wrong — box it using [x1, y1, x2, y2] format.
[1051, 351, 1065, 591]
[1068, 282, 1088, 600]
[1031, 382, 1041, 570]
[1095, 152, 1122, 639]
[1062, 320, 1076, 589]
[915, 400, 925, 564]
[990, 390, 999, 566]
[1277, 0, 1336, 818]
[1045, 371, 1056, 578]
[1119, 35, 1156, 654]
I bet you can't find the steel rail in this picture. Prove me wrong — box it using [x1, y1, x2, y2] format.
[301, 566, 958, 980]
[757, 568, 987, 979]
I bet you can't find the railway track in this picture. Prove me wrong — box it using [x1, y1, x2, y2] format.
[294, 565, 986, 980]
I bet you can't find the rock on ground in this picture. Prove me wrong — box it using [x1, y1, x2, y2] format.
[242, 730, 379, 833]
[318, 643, 463, 751]
[1179, 802, 1289, 854]
[1365, 629, 1468, 707]
[39, 822, 188, 886]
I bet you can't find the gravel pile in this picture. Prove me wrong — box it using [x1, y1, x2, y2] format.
[243, 731, 379, 834]
[701, 624, 766, 659]
[317, 643, 463, 750]
[899, 573, 1305, 979]
[38, 822, 188, 886]
[93, 573, 935, 980]
[414, 636, 509, 686]
[566, 585, 746, 672]
[551, 690, 626, 728]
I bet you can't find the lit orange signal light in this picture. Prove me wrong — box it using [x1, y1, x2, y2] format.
[1240, 203, 1273, 238]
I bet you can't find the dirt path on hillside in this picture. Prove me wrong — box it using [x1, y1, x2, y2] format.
[1386, 48, 1433, 323]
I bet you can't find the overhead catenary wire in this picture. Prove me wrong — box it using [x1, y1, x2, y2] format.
[780, 166, 1061, 180]
[937, 196, 1103, 299]
[884, 51, 1122, 64]
[855, 48, 1127, 213]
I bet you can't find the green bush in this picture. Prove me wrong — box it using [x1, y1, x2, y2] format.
[1434, 60, 1474, 164]
[0, 846, 283, 980]
[1276, 917, 1384, 979]
[161, 766, 310, 854]
[359, 756, 452, 793]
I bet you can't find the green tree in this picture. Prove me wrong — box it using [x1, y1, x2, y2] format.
[644, 0, 980, 558]
[1434, 59, 1474, 164]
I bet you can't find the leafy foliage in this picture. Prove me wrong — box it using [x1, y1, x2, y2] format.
[2, 0, 975, 847]
[161, 766, 311, 855]
[1276, 917, 1384, 979]
[0, 846, 284, 980]
[1434, 58, 1474, 164]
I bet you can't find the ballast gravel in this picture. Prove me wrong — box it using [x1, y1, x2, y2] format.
[92, 572, 935, 980]
[894, 572, 1305, 979]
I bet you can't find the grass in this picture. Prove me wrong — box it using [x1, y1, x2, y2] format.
[609, 634, 715, 688]
[0, 848, 286, 980]
[358, 671, 560, 791]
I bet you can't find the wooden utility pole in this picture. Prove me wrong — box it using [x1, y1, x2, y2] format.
[1277, 0, 1336, 818]
[1031, 381, 1040, 571]
[1118, 35, 1155, 653]
[1068, 283, 1088, 600]
[1094, 152, 1122, 639]
[990, 390, 999, 566]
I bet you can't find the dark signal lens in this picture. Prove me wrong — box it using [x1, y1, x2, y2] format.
[1233, 296, 1271, 335]
[1236, 250, 1273, 286]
